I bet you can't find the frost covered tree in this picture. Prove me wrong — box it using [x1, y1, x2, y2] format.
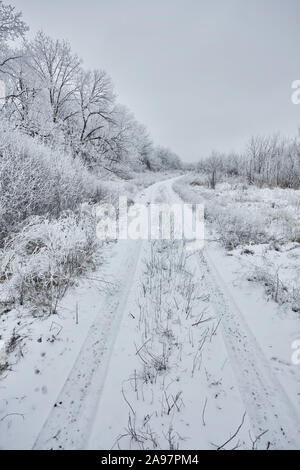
[197, 134, 300, 189]
[68, 68, 116, 164]
[0, 0, 27, 42]
[155, 146, 182, 171]
[198, 152, 223, 189]
[27, 32, 81, 124]
[1, 51, 46, 134]
[77, 69, 114, 144]
[0, 1, 28, 68]
[0, 6, 181, 175]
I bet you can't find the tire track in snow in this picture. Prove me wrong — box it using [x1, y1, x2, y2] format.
[167, 178, 300, 449]
[196, 249, 300, 449]
[33, 238, 144, 449]
[33, 178, 178, 450]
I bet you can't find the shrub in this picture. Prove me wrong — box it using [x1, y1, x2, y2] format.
[0, 208, 100, 315]
[212, 209, 270, 250]
[0, 122, 101, 242]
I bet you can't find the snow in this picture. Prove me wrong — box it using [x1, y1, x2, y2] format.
[2, 0, 299, 452]
[87, 180, 252, 450]
[0, 175, 300, 450]
[0, 240, 115, 449]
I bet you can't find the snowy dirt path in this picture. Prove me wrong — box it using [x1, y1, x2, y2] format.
[31, 177, 300, 450]
[33, 179, 173, 450]
[165, 179, 300, 450]
[87, 181, 251, 450]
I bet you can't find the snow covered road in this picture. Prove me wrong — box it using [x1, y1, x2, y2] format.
[87, 178, 300, 450]
[33, 179, 173, 450]
[1, 176, 299, 450]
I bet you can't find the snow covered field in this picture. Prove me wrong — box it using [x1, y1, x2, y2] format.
[1, 176, 299, 450]
[1, 0, 300, 453]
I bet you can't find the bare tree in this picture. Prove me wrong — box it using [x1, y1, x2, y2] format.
[76, 69, 115, 144]
[27, 32, 81, 123]
[197, 133, 300, 190]
[200, 151, 223, 189]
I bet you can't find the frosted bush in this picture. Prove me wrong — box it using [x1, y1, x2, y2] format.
[0, 123, 101, 241]
[211, 208, 270, 249]
[0, 209, 100, 315]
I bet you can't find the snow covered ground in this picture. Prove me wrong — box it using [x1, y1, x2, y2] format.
[0, 175, 299, 450]
[1, 0, 300, 453]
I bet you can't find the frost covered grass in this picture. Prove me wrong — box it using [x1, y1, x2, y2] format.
[246, 247, 300, 313]
[0, 124, 111, 324]
[0, 127, 112, 371]
[0, 207, 101, 317]
[0, 124, 158, 320]
[248, 265, 300, 313]
[173, 175, 300, 311]
[174, 174, 300, 249]
[115, 240, 217, 450]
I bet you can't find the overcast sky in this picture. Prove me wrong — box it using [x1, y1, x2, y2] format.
[10, 0, 300, 162]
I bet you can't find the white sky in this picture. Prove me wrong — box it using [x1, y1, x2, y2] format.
[10, 0, 300, 162]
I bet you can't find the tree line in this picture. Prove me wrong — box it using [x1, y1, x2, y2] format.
[0, 1, 181, 174]
[197, 133, 300, 190]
